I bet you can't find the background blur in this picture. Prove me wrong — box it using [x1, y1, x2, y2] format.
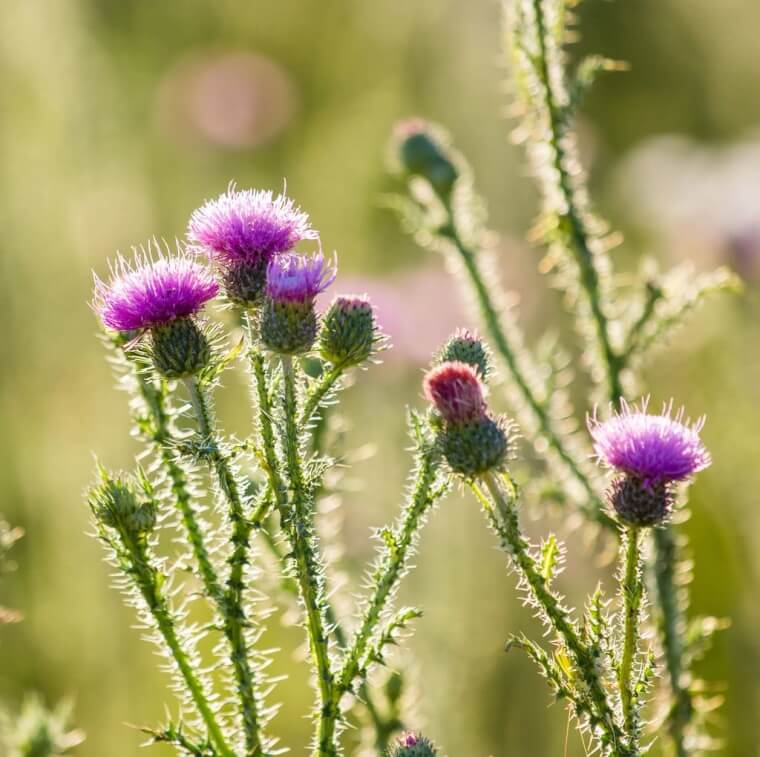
[1, 0, 759, 754]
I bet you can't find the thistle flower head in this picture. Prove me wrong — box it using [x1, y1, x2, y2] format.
[93, 249, 218, 332]
[589, 399, 711, 485]
[389, 731, 437, 757]
[434, 328, 492, 380]
[266, 251, 336, 304]
[424, 361, 486, 425]
[89, 469, 156, 536]
[188, 184, 317, 265]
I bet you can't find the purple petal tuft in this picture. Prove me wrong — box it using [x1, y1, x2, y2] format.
[266, 251, 336, 303]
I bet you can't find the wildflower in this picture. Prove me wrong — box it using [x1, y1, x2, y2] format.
[93, 249, 217, 378]
[389, 731, 437, 757]
[319, 294, 380, 367]
[393, 118, 458, 200]
[424, 361, 510, 477]
[433, 328, 492, 380]
[188, 184, 317, 305]
[589, 400, 711, 526]
[260, 252, 336, 354]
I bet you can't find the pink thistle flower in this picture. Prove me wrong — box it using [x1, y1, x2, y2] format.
[265, 251, 336, 304]
[93, 248, 218, 332]
[423, 361, 487, 425]
[588, 399, 711, 485]
[187, 183, 317, 265]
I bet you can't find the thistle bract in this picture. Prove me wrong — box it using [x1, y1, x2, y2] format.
[188, 185, 317, 305]
[93, 252, 218, 333]
[589, 400, 711, 485]
[261, 252, 336, 354]
[434, 328, 491, 380]
[389, 731, 437, 757]
[319, 294, 378, 367]
[89, 473, 156, 537]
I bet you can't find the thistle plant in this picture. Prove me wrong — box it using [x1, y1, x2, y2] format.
[88, 189, 448, 755]
[388, 1, 734, 753]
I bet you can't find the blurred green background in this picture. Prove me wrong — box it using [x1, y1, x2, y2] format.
[1, 0, 758, 754]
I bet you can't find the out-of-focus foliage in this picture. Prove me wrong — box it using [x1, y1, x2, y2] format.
[0, 0, 758, 755]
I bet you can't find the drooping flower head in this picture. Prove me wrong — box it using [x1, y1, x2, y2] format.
[265, 251, 336, 304]
[319, 293, 382, 367]
[188, 184, 317, 265]
[424, 361, 487, 425]
[93, 249, 218, 332]
[589, 399, 711, 485]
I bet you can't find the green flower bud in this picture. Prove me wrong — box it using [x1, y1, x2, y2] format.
[394, 119, 459, 200]
[151, 317, 211, 379]
[319, 295, 378, 367]
[434, 328, 492, 380]
[89, 473, 156, 536]
[389, 732, 437, 757]
[440, 415, 510, 477]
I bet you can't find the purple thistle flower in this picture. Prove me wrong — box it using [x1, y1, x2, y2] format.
[187, 183, 317, 265]
[266, 251, 336, 303]
[93, 248, 218, 332]
[424, 361, 487, 425]
[589, 399, 711, 485]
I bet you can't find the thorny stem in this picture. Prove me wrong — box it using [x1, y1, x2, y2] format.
[279, 357, 338, 756]
[301, 362, 348, 429]
[478, 472, 630, 756]
[619, 527, 643, 745]
[119, 529, 233, 757]
[438, 212, 612, 529]
[184, 376, 265, 756]
[336, 440, 442, 699]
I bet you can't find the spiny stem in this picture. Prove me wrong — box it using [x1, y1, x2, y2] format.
[184, 376, 265, 756]
[478, 472, 629, 755]
[280, 357, 338, 757]
[301, 362, 348, 429]
[120, 529, 233, 757]
[619, 527, 643, 744]
[336, 441, 442, 699]
[525, 0, 624, 404]
[439, 214, 612, 529]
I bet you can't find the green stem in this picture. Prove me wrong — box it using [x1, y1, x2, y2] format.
[619, 527, 643, 744]
[185, 377, 265, 756]
[528, 0, 624, 404]
[440, 216, 612, 529]
[301, 362, 348, 429]
[280, 357, 338, 757]
[121, 530, 233, 757]
[479, 472, 629, 755]
[336, 442, 441, 699]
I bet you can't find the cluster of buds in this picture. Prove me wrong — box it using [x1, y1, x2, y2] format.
[93, 186, 383, 372]
[589, 400, 711, 527]
[424, 332, 510, 477]
[389, 731, 437, 757]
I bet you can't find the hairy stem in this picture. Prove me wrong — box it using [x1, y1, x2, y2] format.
[478, 472, 629, 755]
[120, 530, 233, 757]
[619, 527, 643, 744]
[280, 357, 338, 756]
[336, 440, 442, 699]
[301, 362, 348, 429]
[184, 377, 265, 755]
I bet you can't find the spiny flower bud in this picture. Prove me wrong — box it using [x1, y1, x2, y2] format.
[89, 472, 157, 536]
[261, 252, 336, 355]
[188, 184, 317, 306]
[93, 248, 217, 378]
[393, 118, 459, 200]
[319, 294, 378, 367]
[434, 328, 491, 380]
[589, 399, 711, 527]
[424, 361, 510, 477]
[389, 731, 438, 757]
